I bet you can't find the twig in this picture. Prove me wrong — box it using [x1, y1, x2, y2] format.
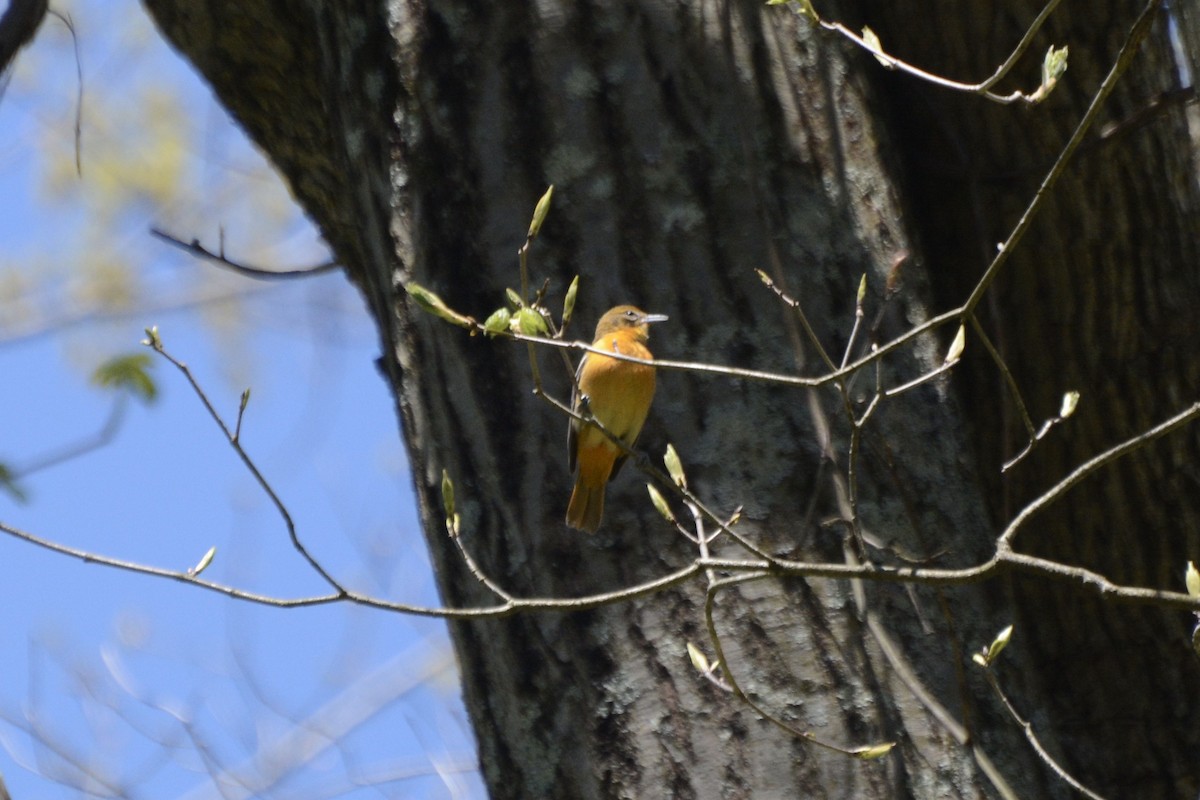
[969, 316, 1037, 441]
[151, 227, 340, 281]
[144, 334, 348, 595]
[979, 663, 1107, 799]
[502, 308, 963, 389]
[998, 400, 1200, 549]
[815, 0, 1062, 105]
[0, 517, 705, 618]
[704, 573, 891, 756]
[451, 533, 514, 602]
[758, 270, 838, 374]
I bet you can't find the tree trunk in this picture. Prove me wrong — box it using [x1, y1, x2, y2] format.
[142, 0, 1200, 796]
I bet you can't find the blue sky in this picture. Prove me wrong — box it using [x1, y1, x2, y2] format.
[0, 0, 482, 797]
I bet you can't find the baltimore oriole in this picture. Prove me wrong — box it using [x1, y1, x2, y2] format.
[566, 305, 668, 532]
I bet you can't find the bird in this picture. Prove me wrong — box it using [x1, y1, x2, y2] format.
[566, 305, 668, 532]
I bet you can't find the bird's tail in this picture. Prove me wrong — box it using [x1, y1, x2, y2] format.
[566, 480, 605, 533]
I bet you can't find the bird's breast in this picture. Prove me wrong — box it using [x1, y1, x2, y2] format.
[579, 339, 656, 441]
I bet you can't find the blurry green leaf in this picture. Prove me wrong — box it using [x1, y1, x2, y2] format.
[686, 641, 710, 673]
[91, 353, 157, 404]
[856, 274, 867, 306]
[505, 287, 524, 308]
[1186, 561, 1200, 598]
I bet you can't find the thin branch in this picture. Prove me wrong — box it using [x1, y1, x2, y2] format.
[145, 335, 348, 594]
[969, 315, 1037, 441]
[502, 307, 963, 390]
[0, 518, 342, 608]
[876, 356, 959, 399]
[704, 573, 889, 756]
[757, 269, 838, 374]
[6, 503, 1200, 624]
[998, 400, 1200, 549]
[1095, 86, 1195, 144]
[980, 663, 1107, 799]
[151, 227, 340, 281]
[0, 516, 706, 618]
[451, 532, 515, 602]
[814, 0, 1063, 105]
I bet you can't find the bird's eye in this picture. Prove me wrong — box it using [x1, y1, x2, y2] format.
[624, 310, 638, 321]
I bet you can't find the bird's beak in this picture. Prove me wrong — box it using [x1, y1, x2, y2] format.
[642, 313, 669, 324]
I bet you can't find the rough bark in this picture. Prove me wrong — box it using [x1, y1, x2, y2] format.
[141, 0, 1200, 797]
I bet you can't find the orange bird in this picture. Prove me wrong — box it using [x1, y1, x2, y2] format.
[566, 305, 668, 532]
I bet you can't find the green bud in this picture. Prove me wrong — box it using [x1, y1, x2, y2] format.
[647, 484, 675, 523]
[853, 743, 895, 760]
[985, 624, 1013, 664]
[562, 276, 579, 329]
[406, 283, 474, 328]
[664, 444, 687, 491]
[862, 27, 891, 69]
[483, 308, 512, 336]
[528, 185, 555, 239]
[190, 546, 216, 577]
[944, 325, 966, 364]
[1059, 391, 1080, 419]
[514, 307, 549, 336]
